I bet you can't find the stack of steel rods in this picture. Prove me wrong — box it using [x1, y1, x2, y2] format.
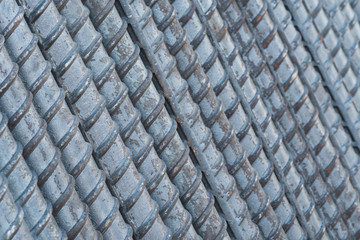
[1, 0, 360, 239]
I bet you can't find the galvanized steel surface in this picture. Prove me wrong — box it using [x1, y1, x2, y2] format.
[1, 0, 360, 239]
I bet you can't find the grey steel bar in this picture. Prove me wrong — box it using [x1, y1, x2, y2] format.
[146, 0, 287, 238]
[337, 0, 360, 52]
[217, 0, 352, 239]
[191, 0, 331, 239]
[350, 0, 360, 16]
[260, 0, 360, 238]
[321, 0, 360, 83]
[320, 0, 360, 115]
[83, 0, 230, 238]
[266, 0, 360, 200]
[0, 34, 100, 240]
[115, 0, 261, 238]
[281, 0, 360, 237]
[0, 1, 133, 239]
[18, 0, 172, 239]
[170, 0, 305, 239]
[53, 0, 198, 238]
[0, 110, 65, 239]
[282, 0, 360, 195]
[0, 173, 34, 240]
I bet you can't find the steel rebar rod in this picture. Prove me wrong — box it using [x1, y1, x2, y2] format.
[321, 0, 360, 115]
[282, 0, 360, 195]
[18, 0, 172, 238]
[280, 0, 360, 236]
[0, 34, 100, 240]
[266, 0, 360, 199]
[115, 0, 262, 238]
[0, 108, 65, 239]
[321, 0, 360, 90]
[170, 0, 307, 239]
[83, 0, 230, 238]
[146, 0, 289, 238]
[350, 0, 360, 16]
[53, 0, 198, 238]
[217, 0, 352, 239]
[337, 0, 360, 53]
[191, 0, 331, 238]
[0, 1, 133, 238]
[259, 0, 360, 238]
[0, 173, 34, 240]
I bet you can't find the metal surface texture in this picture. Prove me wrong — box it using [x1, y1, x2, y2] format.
[0, 1, 132, 239]
[282, 0, 360, 196]
[115, 0, 262, 238]
[268, 0, 360, 203]
[279, 0, 360, 237]
[338, 0, 360, 43]
[350, 0, 360, 16]
[285, 0, 360, 150]
[170, 0, 306, 239]
[191, 0, 331, 239]
[320, 0, 360, 134]
[1, 0, 360, 239]
[52, 0, 198, 238]
[261, 0, 359, 239]
[0, 173, 34, 240]
[83, 0, 229, 238]
[0, 33, 100, 240]
[217, 0, 351, 239]
[0, 112, 65, 239]
[323, 0, 360, 192]
[145, 0, 287, 238]
[18, 0, 172, 239]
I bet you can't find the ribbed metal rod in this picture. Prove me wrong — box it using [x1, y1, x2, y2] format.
[83, 0, 230, 238]
[259, 0, 360, 238]
[321, 0, 360, 122]
[324, 0, 360, 74]
[329, 0, 360, 189]
[146, 0, 287, 238]
[18, 0, 171, 239]
[337, 0, 360, 52]
[282, 0, 360, 192]
[0, 34, 100, 240]
[191, 0, 331, 239]
[0, 110, 65, 239]
[251, 0, 360, 237]
[115, 0, 262, 238]
[53, 0, 198, 238]
[350, 0, 360, 16]
[266, 0, 360, 201]
[281, 0, 360, 237]
[217, 0, 352, 239]
[0, 1, 133, 239]
[170, 0, 306, 239]
[0, 173, 34, 240]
